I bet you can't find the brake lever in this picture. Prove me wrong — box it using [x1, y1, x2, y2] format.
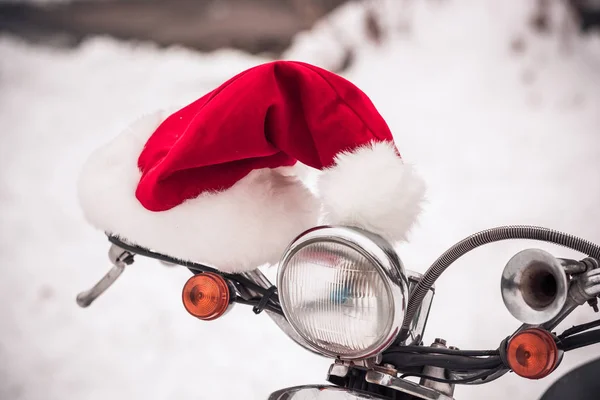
[76, 244, 134, 307]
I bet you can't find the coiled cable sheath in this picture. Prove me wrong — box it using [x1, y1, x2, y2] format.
[399, 225, 600, 339]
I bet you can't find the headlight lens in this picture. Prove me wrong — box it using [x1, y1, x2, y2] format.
[277, 227, 408, 359]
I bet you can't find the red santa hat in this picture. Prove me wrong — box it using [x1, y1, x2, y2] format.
[78, 61, 426, 273]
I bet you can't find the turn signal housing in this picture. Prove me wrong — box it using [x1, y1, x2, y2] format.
[507, 328, 559, 379]
[182, 273, 231, 320]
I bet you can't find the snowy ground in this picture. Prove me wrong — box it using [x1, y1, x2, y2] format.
[1, 1, 600, 399]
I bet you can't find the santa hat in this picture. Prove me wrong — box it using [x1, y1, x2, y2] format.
[78, 61, 426, 273]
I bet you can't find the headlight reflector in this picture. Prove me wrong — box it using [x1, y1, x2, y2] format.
[277, 227, 408, 359]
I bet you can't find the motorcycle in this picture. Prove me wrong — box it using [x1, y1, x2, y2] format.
[76, 224, 600, 400]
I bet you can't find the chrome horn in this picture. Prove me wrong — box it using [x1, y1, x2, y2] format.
[501, 249, 569, 325]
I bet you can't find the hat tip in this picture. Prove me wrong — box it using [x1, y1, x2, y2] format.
[317, 141, 426, 243]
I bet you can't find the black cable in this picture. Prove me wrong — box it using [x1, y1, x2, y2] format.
[381, 353, 502, 371]
[400, 366, 505, 384]
[384, 345, 499, 357]
[234, 298, 283, 316]
[252, 286, 278, 314]
[558, 318, 600, 339]
[559, 328, 600, 351]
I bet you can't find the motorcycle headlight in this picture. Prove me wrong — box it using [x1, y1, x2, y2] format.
[277, 226, 409, 360]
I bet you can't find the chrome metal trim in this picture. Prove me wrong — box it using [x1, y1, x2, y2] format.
[326, 356, 383, 377]
[559, 258, 588, 275]
[276, 226, 409, 360]
[268, 385, 388, 400]
[327, 361, 350, 379]
[365, 370, 454, 400]
[76, 244, 131, 307]
[501, 249, 569, 325]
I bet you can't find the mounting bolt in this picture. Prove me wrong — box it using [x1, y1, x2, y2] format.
[449, 346, 459, 351]
[434, 338, 447, 346]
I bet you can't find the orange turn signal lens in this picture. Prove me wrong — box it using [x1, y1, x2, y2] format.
[182, 273, 230, 321]
[507, 328, 559, 379]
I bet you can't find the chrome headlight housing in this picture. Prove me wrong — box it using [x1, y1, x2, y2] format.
[277, 226, 409, 360]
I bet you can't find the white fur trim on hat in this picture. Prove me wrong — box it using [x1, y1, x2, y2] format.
[77, 111, 320, 273]
[317, 141, 426, 243]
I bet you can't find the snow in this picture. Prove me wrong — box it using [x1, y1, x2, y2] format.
[1, 1, 600, 399]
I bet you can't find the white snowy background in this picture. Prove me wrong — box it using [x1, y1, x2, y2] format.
[1, 0, 600, 399]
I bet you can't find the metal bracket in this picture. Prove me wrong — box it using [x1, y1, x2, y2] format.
[419, 339, 455, 397]
[332, 355, 382, 370]
[365, 370, 454, 400]
[76, 244, 134, 307]
[327, 355, 453, 400]
[326, 355, 383, 381]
